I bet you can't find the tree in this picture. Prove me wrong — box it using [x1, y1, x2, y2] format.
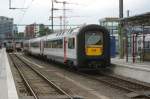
[14, 32, 25, 40]
[39, 24, 52, 36]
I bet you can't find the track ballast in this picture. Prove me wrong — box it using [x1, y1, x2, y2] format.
[9, 53, 74, 99]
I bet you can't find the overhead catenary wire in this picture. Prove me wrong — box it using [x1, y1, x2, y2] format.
[17, 0, 36, 25]
[53, 0, 79, 32]
[9, 0, 28, 9]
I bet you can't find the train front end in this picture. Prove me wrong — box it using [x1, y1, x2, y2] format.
[77, 24, 110, 69]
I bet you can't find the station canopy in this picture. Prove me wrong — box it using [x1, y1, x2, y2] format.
[121, 12, 150, 26]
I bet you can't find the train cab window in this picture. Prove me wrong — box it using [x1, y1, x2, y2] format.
[68, 38, 75, 49]
[85, 32, 103, 46]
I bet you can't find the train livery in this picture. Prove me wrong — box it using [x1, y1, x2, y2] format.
[24, 24, 110, 70]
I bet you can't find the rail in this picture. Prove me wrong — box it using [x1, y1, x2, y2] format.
[9, 53, 74, 99]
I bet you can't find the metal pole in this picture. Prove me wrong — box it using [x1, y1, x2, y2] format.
[132, 34, 135, 63]
[135, 34, 138, 62]
[111, 22, 113, 36]
[119, 0, 123, 18]
[9, 0, 11, 9]
[119, 0, 124, 58]
[63, 1, 66, 32]
[51, 0, 54, 33]
[60, 16, 62, 33]
[126, 29, 128, 62]
[127, 10, 130, 17]
[142, 25, 145, 62]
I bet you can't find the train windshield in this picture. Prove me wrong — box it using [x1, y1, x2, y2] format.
[85, 32, 103, 46]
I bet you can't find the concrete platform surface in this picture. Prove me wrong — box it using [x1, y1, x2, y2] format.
[0, 48, 19, 99]
[111, 58, 150, 71]
[111, 57, 150, 84]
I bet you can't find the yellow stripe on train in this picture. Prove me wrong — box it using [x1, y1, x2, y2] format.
[86, 46, 103, 56]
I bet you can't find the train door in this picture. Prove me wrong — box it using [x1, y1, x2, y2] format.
[67, 37, 76, 58]
[39, 40, 42, 55]
[43, 40, 45, 55]
[29, 40, 31, 52]
[40, 39, 44, 55]
[64, 37, 67, 63]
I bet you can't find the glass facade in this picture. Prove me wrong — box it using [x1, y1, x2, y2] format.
[99, 17, 119, 54]
[0, 16, 13, 41]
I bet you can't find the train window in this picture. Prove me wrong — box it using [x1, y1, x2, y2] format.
[85, 32, 103, 46]
[46, 39, 63, 48]
[68, 38, 75, 49]
[145, 41, 150, 49]
[47, 41, 52, 48]
[57, 40, 63, 48]
[31, 42, 39, 48]
[44, 41, 47, 48]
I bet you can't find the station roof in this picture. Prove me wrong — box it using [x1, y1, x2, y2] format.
[121, 12, 150, 25]
[99, 17, 119, 22]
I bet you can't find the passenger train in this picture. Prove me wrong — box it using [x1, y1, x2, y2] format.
[5, 40, 23, 52]
[24, 24, 110, 70]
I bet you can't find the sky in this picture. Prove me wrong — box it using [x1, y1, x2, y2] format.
[0, 0, 150, 32]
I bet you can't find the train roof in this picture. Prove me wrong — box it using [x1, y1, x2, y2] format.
[25, 24, 107, 42]
[47, 27, 79, 39]
[27, 27, 80, 42]
[30, 37, 42, 42]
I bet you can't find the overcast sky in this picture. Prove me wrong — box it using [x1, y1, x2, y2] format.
[0, 0, 150, 31]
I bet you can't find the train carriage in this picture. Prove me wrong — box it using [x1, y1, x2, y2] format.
[29, 37, 41, 55]
[15, 41, 23, 51]
[5, 40, 14, 52]
[24, 24, 110, 70]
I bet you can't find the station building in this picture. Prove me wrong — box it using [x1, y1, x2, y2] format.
[99, 17, 119, 56]
[99, 13, 150, 62]
[25, 23, 37, 39]
[0, 16, 14, 41]
[121, 12, 150, 62]
[0, 16, 15, 48]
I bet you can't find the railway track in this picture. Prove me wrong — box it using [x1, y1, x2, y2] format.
[22, 54, 150, 99]
[79, 71, 150, 98]
[9, 53, 74, 99]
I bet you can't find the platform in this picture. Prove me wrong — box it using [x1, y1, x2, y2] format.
[111, 57, 150, 83]
[0, 48, 19, 99]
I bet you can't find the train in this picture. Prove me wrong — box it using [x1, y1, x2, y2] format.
[15, 41, 23, 52]
[23, 24, 110, 70]
[4, 40, 23, 52]
[5, 40, 14, 52]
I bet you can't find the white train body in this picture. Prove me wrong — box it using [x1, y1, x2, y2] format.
[42, 29, 78, 64]
[24, 24, 110, 69]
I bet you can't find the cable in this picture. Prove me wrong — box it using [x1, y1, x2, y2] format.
[18, 0, 35, 24]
